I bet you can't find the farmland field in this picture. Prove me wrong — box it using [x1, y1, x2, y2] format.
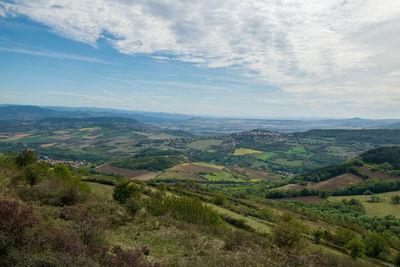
[201, 171, 246, 182]
[309, 173, 363, 191]
[329, 191, 400, 217]
[257, 152, 277, 160]
[170, 163, 223, 173]
[233, 148, 264, 156]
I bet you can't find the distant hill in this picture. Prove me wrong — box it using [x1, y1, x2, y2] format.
[0, 116, 155, 132]
[381, 122, 400, 129]
[0, 105, 90, 121]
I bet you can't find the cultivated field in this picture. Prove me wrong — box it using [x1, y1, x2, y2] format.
[309, 173, 363, 191]
[233, 148, 264, 156]
[329, 191, 400, 217]
[170, 163, 223, 173]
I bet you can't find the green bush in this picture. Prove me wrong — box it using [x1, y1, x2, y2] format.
[213, 192, 227, 205]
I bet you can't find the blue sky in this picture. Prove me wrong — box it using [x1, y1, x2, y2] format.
[1, 1, 400, 118]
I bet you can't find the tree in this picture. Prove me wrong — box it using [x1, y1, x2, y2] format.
[113, 181, 140, 204]
[345, 239, 364, 259]
[53, 164, 72, 180]
[23, 164, 43, 187]
[365, 233, 389, 258]
[15, 149, 37, 167]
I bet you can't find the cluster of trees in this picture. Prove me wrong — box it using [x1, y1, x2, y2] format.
[294, 159, 363, 183]
[361, 146, 400, 169]
[112, 155, 185, 171]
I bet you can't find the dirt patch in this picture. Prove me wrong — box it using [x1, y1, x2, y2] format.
[96, 163, 149, 179]
[357, 166, 397, 180]
[309, 173, 363, 191]
[280, 196, 326, 202]
[170, 163, 223, 173]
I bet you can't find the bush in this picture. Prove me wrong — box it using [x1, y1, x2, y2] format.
[314, 230, 322, 244]
[0, 200, 39, 249]
[213, 192, 227, 205]
[101, 246, 156, 267]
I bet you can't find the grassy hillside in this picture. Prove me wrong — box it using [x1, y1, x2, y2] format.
[2, 149, 396, 266]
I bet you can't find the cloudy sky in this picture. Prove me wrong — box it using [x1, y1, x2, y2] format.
[1, 0, 400, 118]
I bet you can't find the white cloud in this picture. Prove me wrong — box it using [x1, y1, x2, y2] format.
[1, 0, 400, 115]
[0, 46, 110, 64]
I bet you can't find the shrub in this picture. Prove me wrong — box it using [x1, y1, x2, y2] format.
[101, 246, 157, 267]
[213, 192, 227, 205]
[0, 200, 39, 248]
[313, 230, 322, 244]
[125, 197, 142, 219]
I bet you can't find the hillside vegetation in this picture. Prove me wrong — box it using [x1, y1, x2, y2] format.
[2, 149, 396, 266]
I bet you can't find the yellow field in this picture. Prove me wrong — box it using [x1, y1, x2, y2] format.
[192, 162, 225, 170]
[233, 148, 264, 156]
[79, 126, 101, 131]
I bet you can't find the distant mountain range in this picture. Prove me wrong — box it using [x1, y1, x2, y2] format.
[0, 104, 399, 134]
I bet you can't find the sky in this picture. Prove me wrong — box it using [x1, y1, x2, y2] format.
[0, 0, 400, 119]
